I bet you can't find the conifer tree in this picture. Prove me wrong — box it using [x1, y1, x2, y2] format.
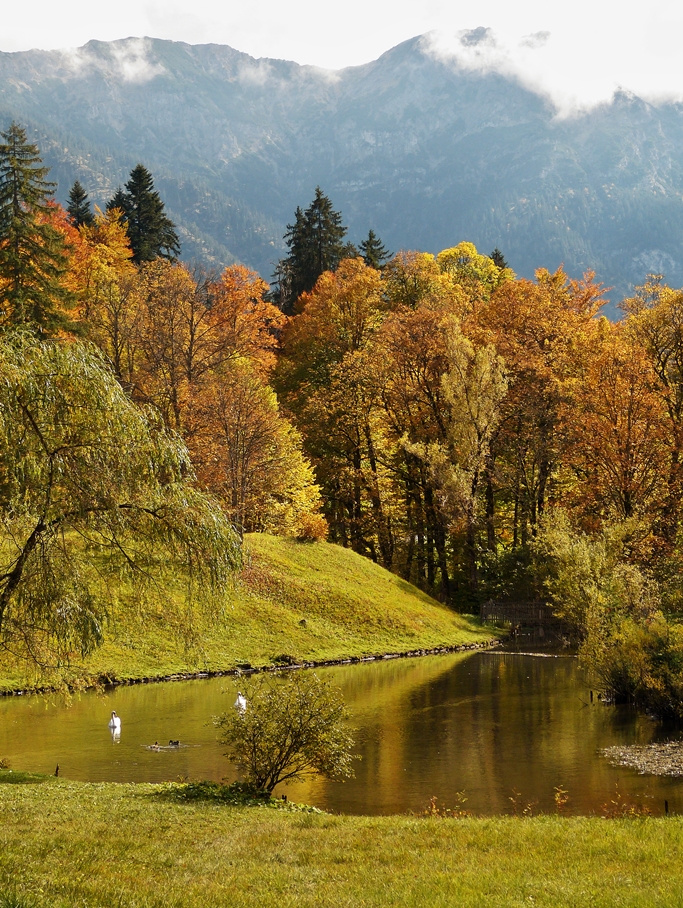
[360, 230, 391, 269]
[67, 180, 94, 227]
[107, 165, 180, 265]
[490, 247, 508, 269]
[106, 187, 128, 215]
[0, 122, 73, 333]
[275, 188, 347, 312]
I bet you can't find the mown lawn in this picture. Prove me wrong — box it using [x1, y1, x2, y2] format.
[0, 534, 495, 693]
[1, 776, 681, 908]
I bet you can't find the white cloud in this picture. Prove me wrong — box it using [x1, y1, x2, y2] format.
[56, 37, 165, 84]
[423, 3, 683, 115]
[110, 38, 165, 83]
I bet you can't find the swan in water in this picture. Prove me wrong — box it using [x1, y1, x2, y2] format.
[108, 711, 121, 731]
[234, 692, 247, 714]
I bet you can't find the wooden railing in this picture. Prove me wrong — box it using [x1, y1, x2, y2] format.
[480, 600, 564, 627]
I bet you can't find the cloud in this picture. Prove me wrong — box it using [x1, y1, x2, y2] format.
[520, 31, 550, 50]
[236, 59, 275, 86]
[58, 37, 165, 83]
[110, 38, 165, 82]
[424, 17, 683, 118]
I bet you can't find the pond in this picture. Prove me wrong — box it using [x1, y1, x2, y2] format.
[2, 650, 682, 816]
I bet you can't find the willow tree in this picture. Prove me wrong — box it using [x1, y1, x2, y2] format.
[0, 332, 240, 665]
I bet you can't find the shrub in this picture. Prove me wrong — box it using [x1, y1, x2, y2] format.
[214, 671, 357, 793]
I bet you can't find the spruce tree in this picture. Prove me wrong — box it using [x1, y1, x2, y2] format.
[0, 122, 73, 333]
[106, 187, 128, 215]
[67, 180, 94, 227]
[108, 165, 180, 265]
[276, 188, 347, 312]
[360, 230, 391, 269]
[490, 247, 508, 269]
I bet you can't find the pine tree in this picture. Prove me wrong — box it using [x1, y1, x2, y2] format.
[360, 230, 391, 269]
[490, 247, 508, 269]
[108, 165, 180, 265]
[0, 122, 73, 333]
[67, 180, 94, 227]
[275, 188, 347, 312]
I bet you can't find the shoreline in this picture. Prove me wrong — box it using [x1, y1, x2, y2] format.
[1, 637, 502, 698]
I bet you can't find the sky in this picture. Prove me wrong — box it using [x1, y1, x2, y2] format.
[4, 0, 683, 114]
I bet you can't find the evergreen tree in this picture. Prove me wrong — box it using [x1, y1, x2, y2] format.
[490, 247, 508, 269]
[67, 180, 94, 227]
[341, 241, 360, 260]
[108, 165, 180, 265]
[106, 187, 128, 215]
[360, 230, 391, 269]
[0, 122, 73, 333]
[275, 188, 347, 312]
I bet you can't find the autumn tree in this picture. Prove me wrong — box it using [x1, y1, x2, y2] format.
[78, 257, 315, 539]
[476, 268, 605, 548]
[207, 266, 284, 377]
[190, 358, 324, 537]
[563, 326, 668, 523]
[276, 258, 389, 555]
[69, 207, 138, 384]
[622, 278, 683, 546]
[0, 123, 73, 333]
[277, 243, 516, 600]
[408, 322, 508, 592]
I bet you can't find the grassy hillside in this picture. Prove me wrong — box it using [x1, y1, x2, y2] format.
[0, 534, 495, 693]
[1, 776, 681, 908]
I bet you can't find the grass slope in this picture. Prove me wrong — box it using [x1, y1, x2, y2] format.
[1, 776, 681, 908]
[0, 535, 494, 692]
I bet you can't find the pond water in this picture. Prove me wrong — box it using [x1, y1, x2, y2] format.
[2, 650, 682, 816]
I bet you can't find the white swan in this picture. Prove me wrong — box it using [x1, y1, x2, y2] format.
[108, 710, 122, 731]
[234, 692, 247, 714]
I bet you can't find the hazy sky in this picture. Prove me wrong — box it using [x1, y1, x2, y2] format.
[4, 0, 683, 113]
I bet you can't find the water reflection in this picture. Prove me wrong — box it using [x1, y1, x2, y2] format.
[1, 652, 682, 816]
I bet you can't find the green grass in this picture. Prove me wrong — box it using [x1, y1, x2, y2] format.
[1, 776, 682, 907]
[0, 534, 495, 693]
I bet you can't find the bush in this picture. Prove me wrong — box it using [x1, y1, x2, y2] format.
[583, 613, 683, 716]
[214, 671, 357, 793]
[532, 509, 683, 716]
[296, 512, 329, 541]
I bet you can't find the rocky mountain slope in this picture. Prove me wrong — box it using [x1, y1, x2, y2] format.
[2, 34, 683, 308]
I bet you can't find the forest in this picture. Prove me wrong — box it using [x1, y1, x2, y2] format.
[3, 121, 683, 716]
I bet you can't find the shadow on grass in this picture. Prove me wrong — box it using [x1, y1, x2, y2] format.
[0, 770, 50, 786]
[152, 780, 271, 806]
[149, 780, 321, 813]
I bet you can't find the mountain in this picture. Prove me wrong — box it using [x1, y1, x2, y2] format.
[2, 34, 683, 310]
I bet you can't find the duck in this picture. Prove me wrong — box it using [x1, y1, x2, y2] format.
[108, 710, 122, 731]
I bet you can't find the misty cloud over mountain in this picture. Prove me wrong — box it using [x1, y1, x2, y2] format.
[2, 34, 683, 310]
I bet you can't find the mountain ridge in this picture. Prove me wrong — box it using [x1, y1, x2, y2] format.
[1, 34, 683, 309]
